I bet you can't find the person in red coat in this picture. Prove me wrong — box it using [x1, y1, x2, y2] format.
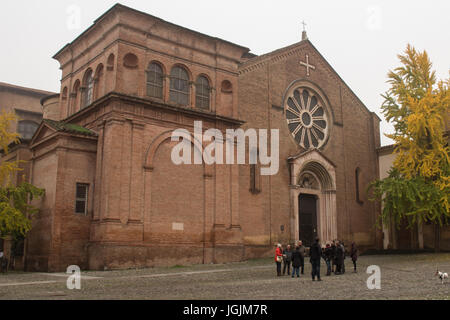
[275, 244, 283, 276]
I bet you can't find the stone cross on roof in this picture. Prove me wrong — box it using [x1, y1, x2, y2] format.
[302, 20, 307, 32]
[300, 54, 315, 76]
[301, 20, 308, 41]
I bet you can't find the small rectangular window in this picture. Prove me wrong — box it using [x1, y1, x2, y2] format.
[355, 168, 363, 204]
[75, 183, 89, 215]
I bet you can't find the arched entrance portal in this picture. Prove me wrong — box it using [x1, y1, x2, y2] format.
[289, 150, 337, 245]
[298, 193, 318, 247]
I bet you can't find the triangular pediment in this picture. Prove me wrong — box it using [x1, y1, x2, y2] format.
[30, 119, 98, 147]
[288, 149, 337, 168]
[29, 121, 58, 146]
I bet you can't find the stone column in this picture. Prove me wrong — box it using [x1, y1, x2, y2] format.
[322, 190, 337, 242]
[143, 166, 153, 242]
[203, 170, 214, 264]
[130, 121, 145, 222]
[119, 119, 132, 225]
[101, 117, 125, 221]
[230, 164, 240, 228]
[93, 121, 105, 221]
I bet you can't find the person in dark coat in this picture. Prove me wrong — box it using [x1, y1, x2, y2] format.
[335, 240, 344, 274]
[282, 245, 293, 275]
[297, 240, 306, 274]
[341, 241, 346, 274]
[323, 243, 333, 276]
[331, 241, 337, 273]
[350, 242, 358, 272]
[309, 237, 322, 281]
[291, 246, 302, 278]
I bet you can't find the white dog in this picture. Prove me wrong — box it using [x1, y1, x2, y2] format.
[435, 269, 448, 284]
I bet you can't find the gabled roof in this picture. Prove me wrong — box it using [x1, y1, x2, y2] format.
[239, 39, 376, 118]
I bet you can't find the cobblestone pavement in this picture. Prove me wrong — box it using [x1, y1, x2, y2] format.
[0, 253, 449, 300]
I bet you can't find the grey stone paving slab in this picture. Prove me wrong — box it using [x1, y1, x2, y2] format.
[0, 253, 449, 300]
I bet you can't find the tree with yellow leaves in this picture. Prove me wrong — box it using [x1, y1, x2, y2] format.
[370, 44, 450, 230]
[0, 111, 21, 184]
[0, 111, 44, 239]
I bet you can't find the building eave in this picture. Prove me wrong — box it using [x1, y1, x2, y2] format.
[53, 3, 250, 61]
[64, 91, 246, 126]
[0, 82, 56, 98]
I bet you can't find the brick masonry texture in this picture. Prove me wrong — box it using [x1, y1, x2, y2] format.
[2, 4, 447, 272]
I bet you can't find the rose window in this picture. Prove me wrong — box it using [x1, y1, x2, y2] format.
[285, 87, 329, 149]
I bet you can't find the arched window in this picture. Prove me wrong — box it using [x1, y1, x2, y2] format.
[146, 62, 164, 98]
[170, 66, 190, 105]
[62, 87, 68, 100]
[18, 120, 39, 140]
[94, 64, 104, 99]
[107, 53, 115, 71]
[82, 69, 94, 108]
[195, 76, 210, 109]
[71, 80, 80, 114]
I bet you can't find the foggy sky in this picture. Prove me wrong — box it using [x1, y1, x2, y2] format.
[1, 0, 449, 146]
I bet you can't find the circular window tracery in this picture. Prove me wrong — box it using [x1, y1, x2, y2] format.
[285, 87, 329, 149]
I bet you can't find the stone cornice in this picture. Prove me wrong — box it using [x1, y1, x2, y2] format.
[239, 41, 309, 74]
[0, 81, 56, 98]
[56, 15, 247, 73]
[377, 144, 395, 155]
[29, 126, 98, 151]
[64, 91, 245, 126]
[55, 3, 249, 61]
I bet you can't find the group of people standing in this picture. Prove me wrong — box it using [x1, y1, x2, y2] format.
[275, 241, 307, 278]
[275, 238, 359, 281]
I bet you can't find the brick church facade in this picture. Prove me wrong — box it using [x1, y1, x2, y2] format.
[6, 4, 390, 271]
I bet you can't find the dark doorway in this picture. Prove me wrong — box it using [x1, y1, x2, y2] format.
[298, 194, 318, 247]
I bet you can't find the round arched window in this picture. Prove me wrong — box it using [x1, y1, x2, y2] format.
[195, 76, 210, 109]
[83, 69, 94, 108]
[284, 86, 329, 149]
[170, 66, 190, 105]
[146, 62, 164, 98]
